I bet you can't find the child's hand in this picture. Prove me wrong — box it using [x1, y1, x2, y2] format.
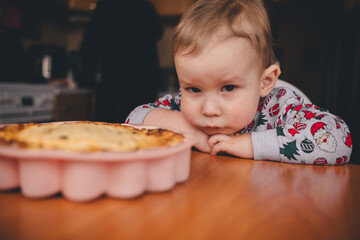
[209, 133, 254, 159]
[188, 128, 211, 153]
[143, 108, 211, 153]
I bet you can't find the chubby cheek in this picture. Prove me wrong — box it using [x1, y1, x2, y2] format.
[225, 101, 258, 130]
[181, 98, 200, 126]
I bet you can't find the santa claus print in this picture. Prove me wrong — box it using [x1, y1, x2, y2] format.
[287, 109, 308, 134]
[296, 110, 325, 121]
[310, 122, 337, 153]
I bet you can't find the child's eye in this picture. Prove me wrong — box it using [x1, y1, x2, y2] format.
[187, 87, 201, 93]
[221, 85, 237, 92]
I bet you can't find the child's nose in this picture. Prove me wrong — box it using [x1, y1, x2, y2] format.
[201, 98, 221, 117]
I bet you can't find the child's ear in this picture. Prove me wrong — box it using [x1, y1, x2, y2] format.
[260, 64, 281, 97]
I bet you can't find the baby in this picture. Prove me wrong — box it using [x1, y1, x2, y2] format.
[126, 0, 352, 165]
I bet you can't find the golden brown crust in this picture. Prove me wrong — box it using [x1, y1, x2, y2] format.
[0, 121, 184, 152]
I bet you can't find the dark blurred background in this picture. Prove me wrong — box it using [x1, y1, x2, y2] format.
[265, 0, 360, 164]
[0, 0, 359, 163]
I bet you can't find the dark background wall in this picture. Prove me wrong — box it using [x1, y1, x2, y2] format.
[265, 0, 360, 164]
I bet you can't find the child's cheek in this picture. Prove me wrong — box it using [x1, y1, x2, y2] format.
[181, 99, 199, 124]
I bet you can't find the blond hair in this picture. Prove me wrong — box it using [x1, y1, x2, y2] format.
[173, 0, 278, 69]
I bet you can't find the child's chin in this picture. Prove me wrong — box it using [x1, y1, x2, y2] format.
[204, 128, 236, 136]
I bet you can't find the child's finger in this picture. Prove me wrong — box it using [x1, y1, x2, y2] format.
[208, 134, 230, 148]
[210, 141, 229, 155]
[194, 142, 211, 153]
[193, 136, 211, 153]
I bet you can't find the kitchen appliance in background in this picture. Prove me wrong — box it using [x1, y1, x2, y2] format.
[26, 43, 68, 83]
[0, 83, 56, 124]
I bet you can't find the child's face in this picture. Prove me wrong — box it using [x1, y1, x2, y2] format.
[175, 36, 266, 136]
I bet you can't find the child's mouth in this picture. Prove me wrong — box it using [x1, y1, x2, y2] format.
[202, 126, 223, 135]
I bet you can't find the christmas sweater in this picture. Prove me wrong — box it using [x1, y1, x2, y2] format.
[126, 87, 352, 165]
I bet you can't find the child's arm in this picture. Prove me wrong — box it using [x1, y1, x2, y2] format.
[126, 94, 211, 152]
[210, 87, 352, 165]
[125, 94, 181, 125]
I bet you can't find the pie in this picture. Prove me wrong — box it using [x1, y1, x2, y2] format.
[0, 121, 184, 152]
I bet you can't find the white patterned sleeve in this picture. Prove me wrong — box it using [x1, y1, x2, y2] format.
[125, 93, 181, 124]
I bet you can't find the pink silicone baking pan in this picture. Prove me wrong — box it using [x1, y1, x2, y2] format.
[0, 123, 192, 202]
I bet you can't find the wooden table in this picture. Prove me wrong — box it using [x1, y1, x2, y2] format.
[1, 151, 360, 240]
